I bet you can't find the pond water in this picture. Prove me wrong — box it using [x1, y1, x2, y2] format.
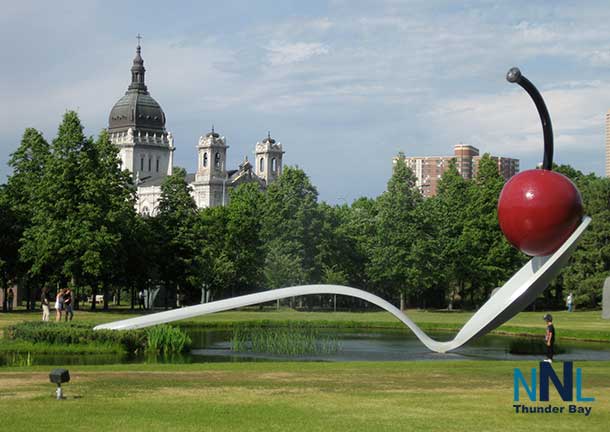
[2, 327, 608, 366]
[189, 328, 610, 362]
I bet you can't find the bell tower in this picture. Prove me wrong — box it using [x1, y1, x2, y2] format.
[255, 132, 284, 185]
[193, 127, 229, 207]
[196, 127, 228, 181]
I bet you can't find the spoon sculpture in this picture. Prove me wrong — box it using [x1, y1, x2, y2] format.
[96, 68, 590, 353]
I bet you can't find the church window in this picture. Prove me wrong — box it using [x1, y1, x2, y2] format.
[203, 152, 208, 168]
[156, 158, 160, 172]
[140, 157, 144, 171]
[272, 158, 277, 173]
[148, 157, 152, 172]
[215, 152, 221, 168]
[259, 158, 264, 172]
[142, 206, 150, 217]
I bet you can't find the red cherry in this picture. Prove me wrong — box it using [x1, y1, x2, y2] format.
[497, 169, 583, 256]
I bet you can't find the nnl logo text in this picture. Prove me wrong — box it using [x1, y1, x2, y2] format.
[513, 362, 594, 416]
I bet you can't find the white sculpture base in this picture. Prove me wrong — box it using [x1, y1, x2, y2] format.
[95, 217, 591, 353]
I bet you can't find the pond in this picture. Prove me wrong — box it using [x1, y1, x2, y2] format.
[189, 327, 610, 362]
[2, 327, 608, 366]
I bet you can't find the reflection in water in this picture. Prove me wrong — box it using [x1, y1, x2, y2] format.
[1, 327, 608, 366]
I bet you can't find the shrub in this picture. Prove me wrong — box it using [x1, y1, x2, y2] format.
[6, 321, 146, 353]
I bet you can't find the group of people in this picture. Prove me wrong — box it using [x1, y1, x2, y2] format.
[40, 287, 74, 322]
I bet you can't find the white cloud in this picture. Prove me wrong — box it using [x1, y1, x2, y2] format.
[266, 41, 329, 66]
[2, 1, 610, 198]
[423, 80, 609, 169]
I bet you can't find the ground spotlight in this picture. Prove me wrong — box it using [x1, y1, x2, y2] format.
[49, 368, 70, 400]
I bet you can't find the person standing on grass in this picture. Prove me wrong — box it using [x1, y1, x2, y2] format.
[64, 287, 74, 321]
[41, 287, 50, 321]
[566, 292, 574, 312]
[139, 289, 145, 310]
[543, 314, 555, 363]
[6, 288, 14, 311]
[55, 288, 65, 322]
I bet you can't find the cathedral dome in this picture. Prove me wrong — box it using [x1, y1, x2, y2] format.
[108, 44, 166, 134]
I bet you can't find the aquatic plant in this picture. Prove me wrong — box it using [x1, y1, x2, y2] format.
[3, 352, 33, 367]
[231, 323, 340, 355]
[145, 325, 192, 354]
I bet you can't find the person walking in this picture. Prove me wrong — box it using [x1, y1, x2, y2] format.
[63, 288, 74, 321]
[41, 287, 50, 321]
[566, 292, 574, 312]
[6, 288, 14, 312]
[139, 289, 145, 310]
[55, 289, 65, 322]
[543, 313, 555, 363]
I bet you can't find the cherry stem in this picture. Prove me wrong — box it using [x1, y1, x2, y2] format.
[506, 67, 553, 170]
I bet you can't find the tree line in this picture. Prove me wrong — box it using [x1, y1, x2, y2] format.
[1, 112, 608, 312]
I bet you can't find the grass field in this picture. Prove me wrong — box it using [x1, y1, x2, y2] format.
[1, 307, 609, 341]
[1, 308, 608, 431]
[1, 361, 607, 432]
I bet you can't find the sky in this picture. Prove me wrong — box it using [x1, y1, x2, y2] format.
[1, 0, 609, 203]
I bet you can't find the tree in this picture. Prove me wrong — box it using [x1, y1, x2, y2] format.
[0, 186, 20, 311]
[198, 205, 235, 302]
[261, 166, 321, 284]
[20, 112, 137, 310]
[156, 167, 203, 307]
[410, 196, 446, 308]
[321, 264, 349, 312]
[459, 154, 524, 307]
[78, 130, 138, 309]
[122, 214, 159, 309]
[4, 128, 50, 309]
[225, 183, 265, 296]
[343, 197, 378, 294]
[21, 112, 89, 295]
[434, 159, 471, 308]
[561, 176, 610, 308]
[263, 239, 307, 310]
[315, 202, 369, 309]
[369, 154, 423, 309]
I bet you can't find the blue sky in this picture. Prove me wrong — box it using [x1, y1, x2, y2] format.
[1, 1, 609, 203]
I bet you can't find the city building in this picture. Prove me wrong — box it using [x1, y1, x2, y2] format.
[606, 110, 610, 177]
[107, 43, 284, 215]
[395, 144, 519, 197]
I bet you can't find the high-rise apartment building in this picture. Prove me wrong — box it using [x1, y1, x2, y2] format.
[395, 144, 519, 197]
[606, 110, 610, 177]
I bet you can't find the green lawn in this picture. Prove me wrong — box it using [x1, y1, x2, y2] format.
[1, 309, 608, 431]
[1, 361, 607, 432]
[2, 308, 609, 340]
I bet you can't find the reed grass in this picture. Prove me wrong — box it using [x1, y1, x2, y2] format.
[145, 325, 192, 354]
[231, 323, 340, 355]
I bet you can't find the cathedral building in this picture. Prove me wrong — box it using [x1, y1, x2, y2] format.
[108, 43, 284, 215]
